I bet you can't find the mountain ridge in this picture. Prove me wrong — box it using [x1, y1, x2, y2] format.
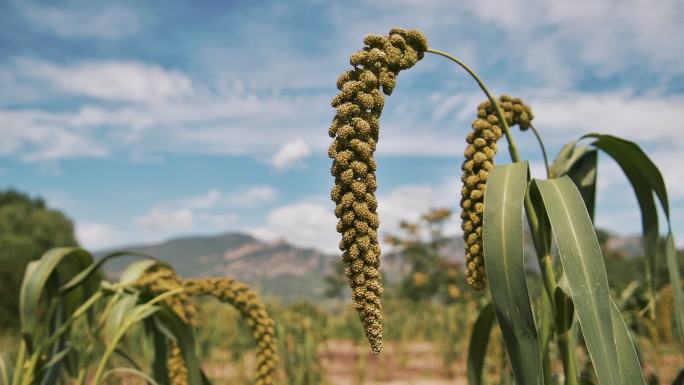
[97, 230, 649, 302]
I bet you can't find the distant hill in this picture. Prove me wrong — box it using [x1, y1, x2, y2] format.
[98, 232, 334, 302]
[97, 230, 655, 302]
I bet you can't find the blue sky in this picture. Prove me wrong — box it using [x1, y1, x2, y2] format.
[1, 0, 683, 252]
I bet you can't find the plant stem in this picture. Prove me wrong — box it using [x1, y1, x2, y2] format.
[558, 328, 580, 385]
[425, 48, 521, 162]
[10, 341, 26, 385]
[529, 124, 550, 178]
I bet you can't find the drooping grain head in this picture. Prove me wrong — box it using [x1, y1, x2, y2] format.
[461, 95, 534, 290]
[183, 277, 278, 385]
[167, 343, 189, 385]
[135, 264, 197, 325]
[329, 27, 428, 354]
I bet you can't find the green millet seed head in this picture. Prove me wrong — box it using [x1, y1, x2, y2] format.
[329, 27, 427, 354]
[183, 277, 278, 385]
[136, 266, 197, 385]
[167, 343, 189, 385]
[460, 95, 534, 291]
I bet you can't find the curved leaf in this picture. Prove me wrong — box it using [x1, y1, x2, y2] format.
[610, 299, 646, 385]
[119, 259, 160, 285]
[533, 177, 625, 385]
[549, 142, 587, 179]
[19, 247, 93, 350]
[467, 303, 496, 385]
[483, 161, 543, 385]
[60, 251, 157, 293]
[566, 150, 598, 221]
[584, 133, 683, 341]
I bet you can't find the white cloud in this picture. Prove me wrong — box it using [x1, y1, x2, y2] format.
[461, 0, 683, 84]
[133, 208, 195, 233]
[0, 110, 108, 161]
[76, 222, 124, 250]
[250, 179, 462, 253]
[17, 59, 194, 103]
[181, 186, 278, 209]
[19, 3, 140, 40]
[130, 186, 275, 241]
[249, 200, 339, 253]
[270, 139, 312, 169]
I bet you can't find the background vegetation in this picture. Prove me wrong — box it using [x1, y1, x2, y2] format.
[0, 190, 681, 384]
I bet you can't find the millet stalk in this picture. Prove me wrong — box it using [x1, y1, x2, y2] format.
[426, 47, 579, 385]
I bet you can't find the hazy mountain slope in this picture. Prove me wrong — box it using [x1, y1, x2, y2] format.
[98, 232, 333, 301]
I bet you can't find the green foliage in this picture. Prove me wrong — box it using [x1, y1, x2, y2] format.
[0, 189, 77, 327]
[384, 208, 465, 304]
[277, 302, 327, 385]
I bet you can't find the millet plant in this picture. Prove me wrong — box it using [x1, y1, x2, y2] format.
[0, 249, 278, 385]
[328, 27, 683, 384]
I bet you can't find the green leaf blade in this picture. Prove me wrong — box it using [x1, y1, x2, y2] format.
[533, 177, 623, 385]
[467, 302, 496, 385]
[610, 299, 646, 385]
[19, 247, 93, 349]
[585, 133, 684, 343]
[483, 161, 544, 385]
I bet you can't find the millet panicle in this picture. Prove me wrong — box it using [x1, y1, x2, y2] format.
[328, 27, 428, 354]
[183, 277, 278, 385]
[135, 264, 197, 385]
[461, 95, 533, 290]
[135, 264, 197, 325]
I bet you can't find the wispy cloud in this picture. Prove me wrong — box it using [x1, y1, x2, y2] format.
[131, 186, 277, 242]
[17, 2, 141, 40]
[270, 139, 311, 170]
[16, 59, 194, 103]
[0, 110, 108, 161]
[76, 222, 125, 250]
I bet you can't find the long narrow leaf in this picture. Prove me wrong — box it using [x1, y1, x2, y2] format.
[19, 247, 93, 350]
[610, 299, 646, 385]
[549, 142, 587, 179]
[146, 318, 170, 385]
[585, 133, 684, 341]
[566, 150, 598, 221]
[60, 251, 157, 293]
[119, 260, 163, 285]
[0, 353, 13, 385]
[467, 303, 496, 385]
[483, 161, 543, 385]
[104, 294, 140, 344]
[533, 177, 624, 385]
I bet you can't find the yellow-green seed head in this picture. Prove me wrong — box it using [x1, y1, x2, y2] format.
[167, 343, 189, 385]
[329, 27, 428, 354]
[135, 264, 196, 325]
[461, 96, 534, 290]
[136, 265, 197, 385]
[183, 277, 278, 385]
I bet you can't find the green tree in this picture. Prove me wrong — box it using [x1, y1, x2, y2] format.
[0, 189, 78, 327]
[385, 208, 465, 303]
